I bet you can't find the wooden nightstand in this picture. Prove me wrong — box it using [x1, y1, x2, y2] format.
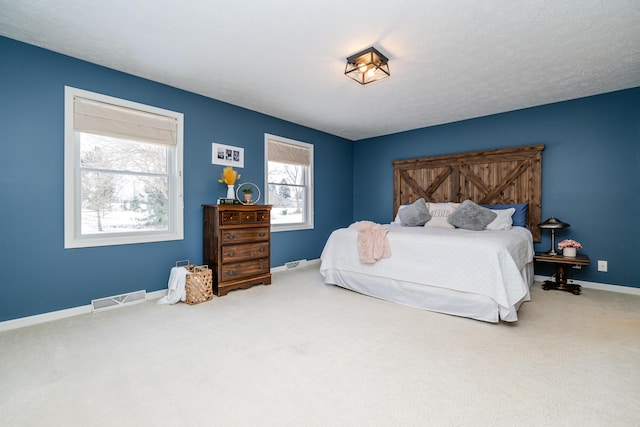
[534, 252, 590, 295]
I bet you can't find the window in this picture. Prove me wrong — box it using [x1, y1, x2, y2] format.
[264, 134, 313, 231]
[64, 86, 184, 248]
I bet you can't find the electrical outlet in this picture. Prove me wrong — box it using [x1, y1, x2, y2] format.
[597, 260, 608, 272]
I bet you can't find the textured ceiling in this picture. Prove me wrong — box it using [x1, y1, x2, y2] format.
[1, 0, 639, 141]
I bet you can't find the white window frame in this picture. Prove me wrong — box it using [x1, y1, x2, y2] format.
[264, 134, 314, 232]
[64, 86, 184, 248]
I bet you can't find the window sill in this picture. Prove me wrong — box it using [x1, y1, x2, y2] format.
[271, 224, 313, 233]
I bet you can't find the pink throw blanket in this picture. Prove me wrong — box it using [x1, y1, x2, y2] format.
[348, 221, 392, 264]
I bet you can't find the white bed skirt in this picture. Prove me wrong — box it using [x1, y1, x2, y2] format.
[321, 262, 534, 323]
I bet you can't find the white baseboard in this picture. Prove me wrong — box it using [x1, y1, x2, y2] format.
[146, 289, 168, 300]
[3, 269, 633, 333]
[271, 258, 321, 273]
[0, 305, 92, 333]
[0, 289, 169, 333]
[534, 275, 640, 296]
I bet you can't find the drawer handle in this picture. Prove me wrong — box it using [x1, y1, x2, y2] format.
[259, 247, 265, 252]
[227, 271, 236, 276]
[246, 215, 251, 220]
[258, 233, 266, 237]
[227, 251, 235, 257]
[259, 265, 265, 269]
[227, 234, 235, 240]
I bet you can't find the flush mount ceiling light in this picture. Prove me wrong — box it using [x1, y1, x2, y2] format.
[345, 47, 390, 85]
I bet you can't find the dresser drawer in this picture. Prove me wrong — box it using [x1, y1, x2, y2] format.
[256, 210, 270, 224]
[220, 258, 270, 282]
[221, 242, 269, 263]
[221, 211, 240, 225]
[221, 210, 270, 225]
[221, 227, 269, 244]
[239, 211, 257, 223]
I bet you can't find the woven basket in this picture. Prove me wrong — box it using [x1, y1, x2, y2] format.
[177, 260, 213, 305]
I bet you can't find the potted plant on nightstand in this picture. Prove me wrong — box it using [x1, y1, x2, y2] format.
[558, 239, 582, 257]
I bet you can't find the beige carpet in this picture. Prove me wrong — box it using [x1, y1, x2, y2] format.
[0, 266, 638, 427]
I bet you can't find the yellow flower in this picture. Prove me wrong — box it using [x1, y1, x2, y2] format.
[218, 166, 240, 185]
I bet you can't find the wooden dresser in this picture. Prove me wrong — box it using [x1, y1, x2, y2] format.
[203, 204, 272, 296]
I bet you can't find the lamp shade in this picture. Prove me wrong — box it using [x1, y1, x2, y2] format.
[538, 217, 570, 229]
[538, 217, 569, 256]
[345, 47, 390, 85]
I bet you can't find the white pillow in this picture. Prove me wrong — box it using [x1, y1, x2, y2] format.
[485, 207, 515, 230]
[424, 202, 460, 229]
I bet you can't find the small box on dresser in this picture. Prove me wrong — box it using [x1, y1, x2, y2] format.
[203, 204, 272, 296]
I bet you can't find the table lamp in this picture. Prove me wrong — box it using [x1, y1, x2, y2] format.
[538, 217, 570, 256]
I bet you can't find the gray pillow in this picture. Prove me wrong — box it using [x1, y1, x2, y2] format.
[398, 198, 431, 226]
[447, 200, 497, 231]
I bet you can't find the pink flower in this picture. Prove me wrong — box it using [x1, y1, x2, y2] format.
[558, 239, 582, 250]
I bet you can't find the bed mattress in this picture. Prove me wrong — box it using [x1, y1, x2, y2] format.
[320, 224, 534, 322]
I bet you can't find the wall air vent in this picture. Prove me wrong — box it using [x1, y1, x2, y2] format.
[91, 290, 146, 312]
[285, 259, 307, 270]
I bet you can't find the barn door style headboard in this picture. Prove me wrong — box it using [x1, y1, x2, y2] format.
[393, 144, 544, 241]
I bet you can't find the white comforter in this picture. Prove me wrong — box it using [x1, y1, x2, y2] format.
[320, 224, 534, 321]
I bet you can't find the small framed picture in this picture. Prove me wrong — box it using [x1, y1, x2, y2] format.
[212, 143, 244, 167]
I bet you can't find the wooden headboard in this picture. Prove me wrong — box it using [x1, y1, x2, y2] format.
[393, 144, 544, 242]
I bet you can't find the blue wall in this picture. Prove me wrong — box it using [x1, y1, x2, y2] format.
[354, 88, 640, 288]
[1, 36, 638, 322]
[0, 37, 354, 321]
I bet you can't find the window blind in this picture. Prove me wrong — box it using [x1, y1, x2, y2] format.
[267, 138, 310, 166]
[74, 97, 177, 146]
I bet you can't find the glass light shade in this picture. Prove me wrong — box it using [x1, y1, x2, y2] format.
[345, 47, 390, 85]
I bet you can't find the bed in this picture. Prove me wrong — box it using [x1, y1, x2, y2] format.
[320, 144, 544, 322]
